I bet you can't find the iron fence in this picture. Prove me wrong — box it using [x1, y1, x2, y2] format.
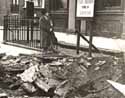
[3, 15, 41, 50]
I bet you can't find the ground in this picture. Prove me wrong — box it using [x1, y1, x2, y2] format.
[0, 47, 124, 98]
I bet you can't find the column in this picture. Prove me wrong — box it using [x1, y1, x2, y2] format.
[122, 0, 125, 82]
[1, 0, 8, 15]
[68, 0, 76, 32]
[121, 2, 125, 98]
[121, 0, 125, 38]
[19, 0, 24, 13]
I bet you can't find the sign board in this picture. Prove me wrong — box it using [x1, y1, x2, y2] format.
[76, 0, 95, 17]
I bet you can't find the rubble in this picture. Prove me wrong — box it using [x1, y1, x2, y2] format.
[0, 52, 123, 98]
[17, 65, 39, 83]
[0, 53, 6, 59]
[35, 78, 50, 92]
[21, 82, 37, 94]
[0, 93, 8, 98]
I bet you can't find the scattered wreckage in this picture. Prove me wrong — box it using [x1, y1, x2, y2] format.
[0, 52, 123, 98]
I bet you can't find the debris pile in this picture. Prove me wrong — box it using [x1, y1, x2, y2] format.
[0, 53, 122, 98]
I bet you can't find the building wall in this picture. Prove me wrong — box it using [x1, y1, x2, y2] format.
[49, 0, 69, 32]
[0, 0, 11, 25]
[0, 0, 124, 38]
[93, 11, 123, 38]
[84, 0, 124, 38]
[67, 0, 125, 38]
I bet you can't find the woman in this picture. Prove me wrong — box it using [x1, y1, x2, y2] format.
[39, 9, 57, 53]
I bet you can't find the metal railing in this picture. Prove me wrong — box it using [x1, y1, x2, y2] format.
[3, 15, 41, 50]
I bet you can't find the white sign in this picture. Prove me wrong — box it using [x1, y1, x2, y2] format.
[76, 0, 95, 17]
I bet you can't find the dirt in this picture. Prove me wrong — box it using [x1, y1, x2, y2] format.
[0, 47, 124, 98]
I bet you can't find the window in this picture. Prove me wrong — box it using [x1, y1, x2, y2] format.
[12, 0, 19, 5]
[95, 0, 121, 11]
[104, 0, 121, 7]
[11, 0, 19, 13]
[32, 0, 45, 7]
[50, 0, 68, 11]
[24, 0, 45, 8]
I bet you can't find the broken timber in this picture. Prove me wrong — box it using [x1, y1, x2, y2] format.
[76, 31, 100, 54]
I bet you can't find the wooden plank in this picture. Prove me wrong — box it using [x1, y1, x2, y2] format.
[76, 31, 80, 54]
[77, 31, 100, 52]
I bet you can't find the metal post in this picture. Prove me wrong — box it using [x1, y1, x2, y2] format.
[89, 29, 92, 57]
[3, 16, 8, 42]
[31, 19, 34, 41]
[27, 19, 29, 42]
[88, 20, 93, 57]
[76, 30, 80, 54]
[76, 20, 81, 54]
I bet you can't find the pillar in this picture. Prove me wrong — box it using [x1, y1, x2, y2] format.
[19, 0, 25, 15]
[121, 2, 125, 97]
[121, 0, 125, 83]
[68, 0, 76, 32]
[1, 0, 8, 15]
[121, 0, 125, 38]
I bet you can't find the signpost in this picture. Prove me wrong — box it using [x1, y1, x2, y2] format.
[76, 0, 95, 18]
[76, 0, 95, 57]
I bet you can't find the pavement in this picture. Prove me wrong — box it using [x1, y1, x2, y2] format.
[0, 26, 125, 56]
[0, 26, 40, 56]
[55, 32, 125, 52]
[0, 43, 40, 56]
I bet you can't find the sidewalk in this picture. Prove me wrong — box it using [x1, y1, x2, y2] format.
[0, 43, 39, 56]
[0, 26, 40, 56]
[0, 25, 125, 56]
[55, 32, 125, 52]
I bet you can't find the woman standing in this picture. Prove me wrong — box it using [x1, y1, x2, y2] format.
[39, 9, 57, 53]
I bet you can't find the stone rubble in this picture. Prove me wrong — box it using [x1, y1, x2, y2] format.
[0, 52, 122, 98]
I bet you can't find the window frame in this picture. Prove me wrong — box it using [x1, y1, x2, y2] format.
[95, 0, 122, 12]
[12, 0, 19, 5]
[11, 0, 19, 13]
[104, 0, 121, 7]
[23, 0, 45, 8]
[104, 0, 122, 10]
[103, 0, 122, 10]
[49, 0, 69, 12]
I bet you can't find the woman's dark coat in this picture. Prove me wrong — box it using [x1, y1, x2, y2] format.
[39, 16, 52, 49]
